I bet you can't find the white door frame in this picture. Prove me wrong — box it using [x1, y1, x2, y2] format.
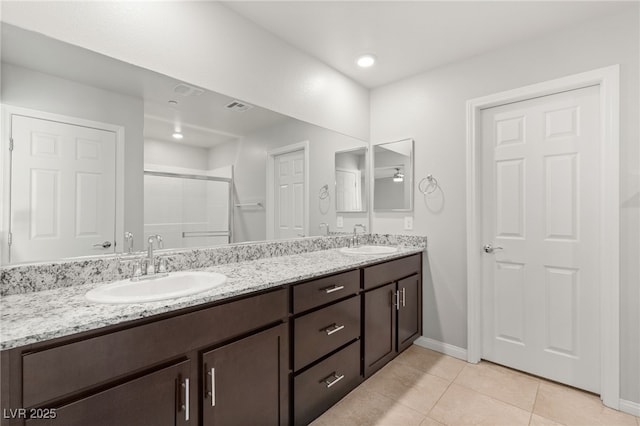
[466, 65, 620, 408]
[266, 141, 310, 240]
[1, 104, 125, 264]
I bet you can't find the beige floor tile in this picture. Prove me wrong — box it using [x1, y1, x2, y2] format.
[361, 361, 450, 414]
[454, 361, 540, 411]
[534, 381, 637, 426]
[529, 414, 565, 426]
[394, 345, 466, 381]
[429, 383, 531, 425]
[420, 416, 445, 426]
[311, 387, 426, 426]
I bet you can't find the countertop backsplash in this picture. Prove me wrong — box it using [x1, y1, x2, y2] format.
[0, 234, 426, 296]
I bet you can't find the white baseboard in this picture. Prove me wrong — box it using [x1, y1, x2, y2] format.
[413, 336, 468, 361]
[619, 399, 640, 417]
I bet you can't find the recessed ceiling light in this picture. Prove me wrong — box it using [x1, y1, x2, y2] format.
[357, 54, 376, 68]
[172, 132, 184, 140]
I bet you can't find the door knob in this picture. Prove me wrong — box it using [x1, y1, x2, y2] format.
[483, 244, 503, 254]
[93, 241, 112, 249]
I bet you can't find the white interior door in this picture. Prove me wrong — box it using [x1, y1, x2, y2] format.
[481, 85, 600, 392]
[10, 115, 117, 263]
[336, 168, 361, 211]
[273, 149, 305, 239]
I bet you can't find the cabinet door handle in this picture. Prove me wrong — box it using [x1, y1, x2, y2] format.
[323, 372, 345, 388]
[394, 290, 400, 310]
[324, 323, 345, 335]
[181, 378, 190, 421]
[323, 285, 345, 294]
[401, 287, 406, 308]
[209, 367, 216, 407]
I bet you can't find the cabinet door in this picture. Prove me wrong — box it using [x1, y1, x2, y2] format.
[202, 324, 288, 426]
[363, 282, 397, 378]
[25, 360, 191, 426]
[397, 274, 421, 352]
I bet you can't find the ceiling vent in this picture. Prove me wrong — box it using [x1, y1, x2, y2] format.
[225, 100, 253, 112]
[173, 83, 205, 97]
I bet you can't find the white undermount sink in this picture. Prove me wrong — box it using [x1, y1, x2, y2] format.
[340, 245, 398, 255]
[85, 271, 227, 304]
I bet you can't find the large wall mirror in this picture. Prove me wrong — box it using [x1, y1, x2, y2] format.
[373, 139, 414, 212]
[0, 23, 368, 265]
[335, 147, 367, 213]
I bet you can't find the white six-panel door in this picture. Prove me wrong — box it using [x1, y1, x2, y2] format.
[273, 149, 305, 239]
[481, 85, 600, 392]
[10, 115, 117, 263]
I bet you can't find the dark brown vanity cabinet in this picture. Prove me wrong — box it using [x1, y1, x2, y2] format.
[201, 323, 288, 426]
[1, 252, 424, 426]
[363, 254, 422, 378]
[1, 288, 288, 426]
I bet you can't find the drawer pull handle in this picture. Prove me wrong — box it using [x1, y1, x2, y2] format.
[323, 372, 345, 388]
[323, 285, 345, 294]
[324, 323, 345, 335]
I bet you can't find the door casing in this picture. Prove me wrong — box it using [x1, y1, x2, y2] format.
[465, 65, 620, 408]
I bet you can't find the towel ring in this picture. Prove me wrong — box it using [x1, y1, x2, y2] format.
[418, 174, 439, 195]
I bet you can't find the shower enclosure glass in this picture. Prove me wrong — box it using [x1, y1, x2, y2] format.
[144, 170, 233, 249]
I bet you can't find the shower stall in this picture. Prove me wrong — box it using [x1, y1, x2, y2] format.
[143, 170, 233, 249]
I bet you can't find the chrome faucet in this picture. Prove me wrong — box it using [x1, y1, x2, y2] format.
[130, 234, 167, 281]
[319, 222, 329, 236]
[147, 234, 163, 271]
[352, 224, 367, 247]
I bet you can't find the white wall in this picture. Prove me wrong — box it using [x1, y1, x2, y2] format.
[370, 11, 640, 403]
[209, 120, 368, 243]
[1, 63, 145, 249]
[144, 139, 210, 171]
[1, 1, 369, 141]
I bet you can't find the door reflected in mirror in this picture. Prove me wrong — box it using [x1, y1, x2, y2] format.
[373, 139, 414, 211]
[335, 147, 368, 213]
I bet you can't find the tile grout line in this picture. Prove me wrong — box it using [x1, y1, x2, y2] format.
[424, 361, 468, 423]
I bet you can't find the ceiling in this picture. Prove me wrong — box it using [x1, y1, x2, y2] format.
[224, 1, 634, 88]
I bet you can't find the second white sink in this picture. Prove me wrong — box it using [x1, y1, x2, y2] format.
[340, 245, 398, 255]
[85, 271, 227, 304]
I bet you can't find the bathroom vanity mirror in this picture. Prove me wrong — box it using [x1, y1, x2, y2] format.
[0, 23, 368, 264]
[335, 147, 368, 213]
[373, 139, 414, 211]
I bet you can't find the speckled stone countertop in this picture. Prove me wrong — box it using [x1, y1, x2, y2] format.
[0, 246, 423, 350]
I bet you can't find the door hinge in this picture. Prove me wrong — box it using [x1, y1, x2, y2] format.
[7, 232, 12, 247]
[9, 138, 14, 151]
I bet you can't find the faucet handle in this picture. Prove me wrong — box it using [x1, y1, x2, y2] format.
[156, 257, 167, 274]
[132, 259, 143, 279]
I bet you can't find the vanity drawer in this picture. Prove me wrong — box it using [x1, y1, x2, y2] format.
[293, 295, 360, 371]
[21, 288, 287, 407]
[363, 253, 421, 290]
[294, 340, 360, 426]
[292, 269, 360, 314]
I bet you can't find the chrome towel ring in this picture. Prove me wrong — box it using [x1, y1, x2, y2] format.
[418, 174, 439, 195]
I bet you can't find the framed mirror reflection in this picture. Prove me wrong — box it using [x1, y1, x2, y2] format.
[373, 139, 414, 212]
[335, 147, 368, 213]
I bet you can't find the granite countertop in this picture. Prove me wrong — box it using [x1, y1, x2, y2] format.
[0, 246, 423, 350]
